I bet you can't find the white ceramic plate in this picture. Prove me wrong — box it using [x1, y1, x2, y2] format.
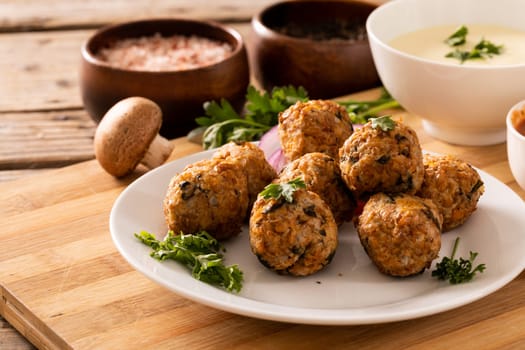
[110, 149, 525, 325]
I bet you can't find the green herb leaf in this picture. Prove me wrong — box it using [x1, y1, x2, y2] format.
[443, 25, 504, 64]
[432, 237, 486, 284]
[196, 99, 241, 127]
[197, 85, 308, 149]
[370, 116, 396, 131]
[193, 85, 400, 147]
[445, 49, 471, 63]
[259, 178, 306, 203]
[201, 118, 270, 149]
[445, 25, 468, 46]
[337, 88, 401, 124]
[470, 179, 484, 196]
[445, 38, 504, 63]
[244, 85, 307, 125]
[474, 38, 503, 56]
[135, 230, 243, 293]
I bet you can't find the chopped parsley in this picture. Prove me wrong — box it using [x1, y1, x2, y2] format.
[444, 25, 503, 63]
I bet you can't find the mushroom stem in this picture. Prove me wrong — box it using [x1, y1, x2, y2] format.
[141, 134, 174, 169]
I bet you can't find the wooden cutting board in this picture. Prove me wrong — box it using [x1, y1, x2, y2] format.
[1, 91, 524, 349]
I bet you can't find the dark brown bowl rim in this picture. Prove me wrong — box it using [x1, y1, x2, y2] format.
[81, 18, 246, 74]
[252, 0, 376, 46]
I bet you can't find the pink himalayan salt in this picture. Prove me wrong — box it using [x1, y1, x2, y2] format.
[96, 33, 233, 71]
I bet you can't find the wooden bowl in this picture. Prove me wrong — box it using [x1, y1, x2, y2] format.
[251, 0, 380, 99]
[80, 18, 250, 138]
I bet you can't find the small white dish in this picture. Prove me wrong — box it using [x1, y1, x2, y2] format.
[506, 100, 525, 191]
[110, 149, 525, 325]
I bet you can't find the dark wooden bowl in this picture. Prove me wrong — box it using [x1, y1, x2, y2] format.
[251, 0, 380, 99]
[80, 18, 250, 138]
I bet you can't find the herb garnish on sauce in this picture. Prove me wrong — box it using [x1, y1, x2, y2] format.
[444, 25, 503, 63]
[445, 25, 468, 46]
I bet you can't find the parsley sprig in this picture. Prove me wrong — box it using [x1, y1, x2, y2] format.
[135, 230, 243, 293]
[337, 88, 400, 124]
[193, 85, 401, 149]
[370, 115, 396, 131]
[432, 237, 486, 284]
[444, 25, 503, 63]
[196, 85, 308, 149]
[446, 39, 503, 63]
[259, 178, 306, 203]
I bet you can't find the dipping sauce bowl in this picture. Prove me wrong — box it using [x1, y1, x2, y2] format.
[506, 100, 525, 191]
[367, 0, 525, 146]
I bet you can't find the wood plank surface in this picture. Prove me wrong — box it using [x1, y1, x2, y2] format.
[0, 0, 282, 32]
[0, 22, 249, 181]
[0, 110, 95, 170]
[0, 0, 383, 32]
[0, 0, 386, 182]
[0, 24, 252, 113]
[0, 318, 35, 350]
[1, 89, 524, 349]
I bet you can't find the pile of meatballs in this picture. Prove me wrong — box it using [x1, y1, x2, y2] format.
[163, 100, 485, 278]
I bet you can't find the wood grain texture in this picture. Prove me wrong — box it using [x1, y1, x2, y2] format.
[0, 0, 386, 183]
[0, 0, 386, 32]
[0, 318, 35, 350]
[0, 24, 252, 113]
[0, 110, 96, 170]
[0, 22, 248, 182]
[1, 90, 524, 349]
[0, 0, 282, 32]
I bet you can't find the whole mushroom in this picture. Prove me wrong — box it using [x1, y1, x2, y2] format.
[94, 96, 174, 177]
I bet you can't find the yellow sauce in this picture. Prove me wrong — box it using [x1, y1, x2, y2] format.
[389, 24, 525, 66]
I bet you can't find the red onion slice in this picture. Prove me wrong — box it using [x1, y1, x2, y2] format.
[267, 148, 287, 173]
[258, 125, 287, 172]
[258, 126, 280, 158]
[258, 123, 362, 173]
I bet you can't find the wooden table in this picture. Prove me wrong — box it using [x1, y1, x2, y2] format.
[1, 0, 524, 349]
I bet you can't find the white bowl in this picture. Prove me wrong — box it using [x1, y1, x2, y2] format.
[506, 100, 525, 191]
[366, 0, 525, 146]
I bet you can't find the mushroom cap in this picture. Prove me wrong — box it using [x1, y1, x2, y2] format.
[94, 96, 163, 177]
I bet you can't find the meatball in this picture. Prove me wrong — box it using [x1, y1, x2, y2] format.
[212, 141, 277, 209]
[357, 192, 442, 277]
[163, 158, 249, 240]
[278, 152, 356, 225]
[339, 118, 424, 197]
[417, 153, 484, 232]
[249, 188, 338, 276]
[278, 99, 353, 162]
